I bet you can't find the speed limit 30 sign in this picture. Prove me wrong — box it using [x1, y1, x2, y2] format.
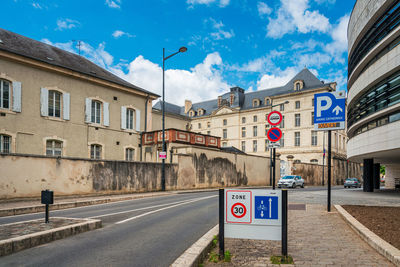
[226, 190, 252, 223]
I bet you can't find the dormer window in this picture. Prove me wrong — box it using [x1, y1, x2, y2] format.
[189, 110, 195, 117]
[294, 80, 304, 91]
[197, 108, 205, 116]
[253, 99, 260, 107]
[264, 98, 271, 106]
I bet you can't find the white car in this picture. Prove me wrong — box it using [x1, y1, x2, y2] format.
[278, 175, 304, 188]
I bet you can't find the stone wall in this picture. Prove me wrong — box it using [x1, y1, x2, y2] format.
[292, 159, 362, 186]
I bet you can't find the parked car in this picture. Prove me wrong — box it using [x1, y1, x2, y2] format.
[344, 178, 362, 188]
[278, 175, 304, 188]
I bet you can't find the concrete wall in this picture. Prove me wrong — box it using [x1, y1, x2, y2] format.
[151, 110, 190, 131]
[292, 160, 362, 186]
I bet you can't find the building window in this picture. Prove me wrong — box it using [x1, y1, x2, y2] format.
[223, 119, 227, 126]
[241, 141, 246, 152]
[207, 131, 211, 135]
[280, 133, 284, 147]
[310, 159, 318, 164]
[253, 115, 257, 122]
[295, 114, 300, 127]
[294, 159, 301, 163]
[280, 115, 285, 128]
[253, 99, 260, 107]
[46, 140, 62, 156]
[222, 142, 227, 147]
[265, 139, 269, 152]
[189, 110, 195, 117]
[126, 148, 135, 161]
[0, 134, 11, 153]
[48, 90, 62, 118]
[198, 123, 201, 129]
[296, 83, 300, 91]
[90, 144, 102, 159]
[242, 127, 246, 137]
[334, 133, 337, 148]
[126, 108, 135, 130]
[207, 122, 211, 128]
[253, 126, 257, 137]
[0, 79, 10, 109]
[311, 131, 318, 146]
[295, 101, 300, 109]
[253, 140, 257, 152]
[265, 98, 270, 106]
[295, 132, 300, 146]
[311, 112, 314, 125]
[91, 100, 102, 124]
[242, 117, 246, 123]
[223, 129, 227, 139]
[280, 104, 284, 111]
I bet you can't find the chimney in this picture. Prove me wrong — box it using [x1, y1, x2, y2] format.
[184, 100, 192, 113]
[230, 93, 234, 106]
[218, 96, 222, 108]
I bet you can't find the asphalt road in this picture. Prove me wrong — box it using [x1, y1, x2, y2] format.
[0, 191, 218, 267]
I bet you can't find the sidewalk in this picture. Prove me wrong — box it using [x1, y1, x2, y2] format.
[205, 204, 393, 266]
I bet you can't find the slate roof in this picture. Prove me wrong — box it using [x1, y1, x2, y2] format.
[0, 28, 158, 97]
[153, 68, 333, 117]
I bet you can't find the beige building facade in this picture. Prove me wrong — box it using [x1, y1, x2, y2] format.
[0, 28, 158, 161]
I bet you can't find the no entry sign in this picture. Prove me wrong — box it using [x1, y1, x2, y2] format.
[226, 190, 252, 223]
[267, 111, 282, 126]
[267, 127, 282, 142]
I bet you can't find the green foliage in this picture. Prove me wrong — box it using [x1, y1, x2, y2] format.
[224, 250, 231, 262]
[209, 252, 219, 263]
[270, 255, 294, 264]
[199, 264, 204, 267]
[211, 235, 218, 248]
[380, 165, 386, 175]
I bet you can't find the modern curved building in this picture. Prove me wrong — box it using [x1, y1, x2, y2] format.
[347, 0, 400, 190]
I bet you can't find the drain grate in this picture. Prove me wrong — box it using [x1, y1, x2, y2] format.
[288, 204, 306, 210]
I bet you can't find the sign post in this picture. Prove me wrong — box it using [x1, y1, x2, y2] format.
[314, 92, 346, 212]
[267, 127, 282, 190]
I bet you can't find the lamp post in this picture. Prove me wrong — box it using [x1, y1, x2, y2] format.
[161, 47, 187, 191]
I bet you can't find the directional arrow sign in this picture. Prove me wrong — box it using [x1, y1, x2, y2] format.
[314, 91, 346, 130]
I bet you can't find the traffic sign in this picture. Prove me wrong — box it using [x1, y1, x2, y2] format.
[226, 190, 252, 224]
[158, 151, 167, 159]
[268, 142, 280, 148]
[255, 196, 278, 219]
[267, 127, 282, 142]
[314, 92, 346, 131]
[267, 111, 282, 126]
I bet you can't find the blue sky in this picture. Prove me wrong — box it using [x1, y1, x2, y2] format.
[1, 0, 355, 105]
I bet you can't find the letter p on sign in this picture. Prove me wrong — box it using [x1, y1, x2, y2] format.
[316, 96, 332, 117]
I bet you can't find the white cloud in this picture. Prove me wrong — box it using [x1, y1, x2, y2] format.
[266, 0, 330, 38]
[112, 30, 134, 38]
[231, 50, 285, 72]
[256, 67, 299, 89]
[32, 2, 42, 9]
[208, 18, 235, 40]
[105, 0, 121, 8]
[257, 2, 272, 17]
[314, 0, 336, 5]
[56, 18, 80, 31]
[298, 52, 331, 68]
[187, 0, 230, 8]
[324, 14, 349, 64]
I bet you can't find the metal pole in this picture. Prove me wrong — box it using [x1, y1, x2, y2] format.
[45, 204, 49, 223]
[270, 148, 272, 187]
[327, 130, 331, 212]
[322, 131, 325, 186]
[161, 48, 166, 191]
[219, 188, 225, 259]
[281, 189, 288, 256]
[273, 148, 276, 190]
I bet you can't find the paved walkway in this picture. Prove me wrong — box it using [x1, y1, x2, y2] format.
[206, 204, 393, 266]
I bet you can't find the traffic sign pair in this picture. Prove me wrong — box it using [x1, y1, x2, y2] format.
[267, 111, 283, 142]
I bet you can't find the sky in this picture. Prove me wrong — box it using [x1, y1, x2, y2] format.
[1, 0, 355, 105]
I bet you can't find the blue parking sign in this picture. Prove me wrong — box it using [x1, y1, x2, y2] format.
[314, 92, 346, 123]
[254, 196, 278, 220]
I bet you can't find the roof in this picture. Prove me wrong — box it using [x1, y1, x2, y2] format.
[153, 68, 332, 117]
[220, 146, 247, 155]
[0, 28, 159, 97]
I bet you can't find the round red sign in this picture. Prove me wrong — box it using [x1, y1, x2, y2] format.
[231, 203, 247, 218]
[267, 111, 283, 126]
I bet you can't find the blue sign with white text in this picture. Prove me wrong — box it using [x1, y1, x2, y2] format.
[254, 196, 278, 220]
[314, 92, 346, 123]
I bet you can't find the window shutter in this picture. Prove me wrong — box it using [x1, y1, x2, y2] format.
[121, 106, 127, 130]
[103, 102, 109, 126]
[136, 108, 141, 132]
[40, 88, 48, 116]
[85, 98, 91, 123]
[12, 81, 22, 112]
[63, 92, 70, 120]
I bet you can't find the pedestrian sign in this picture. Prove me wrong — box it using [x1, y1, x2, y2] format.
[255, 196, 278, 220]
[314, 92, 346, 130]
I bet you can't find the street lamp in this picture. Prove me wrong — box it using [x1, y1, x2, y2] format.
[161, 47, 187, 191]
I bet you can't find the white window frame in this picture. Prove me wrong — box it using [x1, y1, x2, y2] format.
[253, 140, 257, 152]
[90, 144, 102, 159]
[311, 131, 318, 146]
[242, 127, 246, 138]
[48, 90, 62, 118]
[295, 132, 300, 146]
[126, 108, 135, 130]
[0, 79, 10, 109]
[46, 139, 63, 156]
[223, 129, 227, 139]
[241, 141, 245, 152]
[125, 147, 135, 161]
[295, 114, 301, 127]
[91, 100, 102, 124]
[253, 125, 257, 137]
[0, 134, 11, 153]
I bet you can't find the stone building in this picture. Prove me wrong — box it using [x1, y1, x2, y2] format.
[347, 0, 400, 190]
[153, 68, 347, 175]
[0, 28, 158, 161]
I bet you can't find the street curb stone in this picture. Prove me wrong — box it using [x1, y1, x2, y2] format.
[0, 217, 102, 257]
[335, 205, 400, 266]
[171, 224, 218, 267]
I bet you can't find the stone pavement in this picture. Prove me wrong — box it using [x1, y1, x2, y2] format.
[205, 204, 393, 266]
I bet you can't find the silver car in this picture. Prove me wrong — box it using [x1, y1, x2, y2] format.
[278, 175, 305, 188]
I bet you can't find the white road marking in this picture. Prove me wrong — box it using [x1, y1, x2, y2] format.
[115, 195, 217, 224]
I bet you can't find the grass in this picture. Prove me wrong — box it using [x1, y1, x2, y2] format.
[208, 249, 232, 263]
[270, 255, 294, 264]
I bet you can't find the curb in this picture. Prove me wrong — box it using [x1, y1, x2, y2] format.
[0, 192, 173, 217]
[335, 205, 400, 266]
[171, 224, 218, 267]
[0, 217, 102, 257]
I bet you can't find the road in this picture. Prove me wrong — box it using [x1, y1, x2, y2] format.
[0, 191, 218, 267]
